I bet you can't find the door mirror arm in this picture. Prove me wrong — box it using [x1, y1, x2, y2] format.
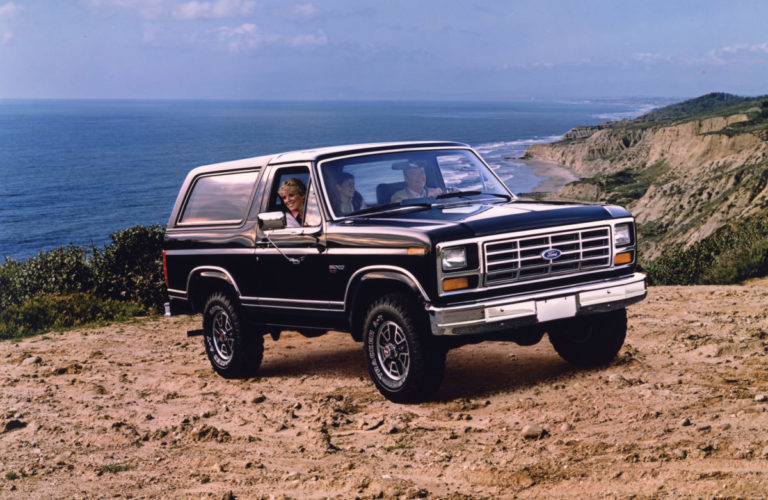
[263, 230, 304, 265]
[257, 211, 323, 264]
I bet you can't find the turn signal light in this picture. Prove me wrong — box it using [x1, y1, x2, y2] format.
[443, 277, 470, 291]
[614, 252, 632, 265]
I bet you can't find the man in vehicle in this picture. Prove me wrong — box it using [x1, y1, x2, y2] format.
[390, 161, 443, 202]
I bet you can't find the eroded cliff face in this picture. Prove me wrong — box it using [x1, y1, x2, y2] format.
[524, 114, 768, 259]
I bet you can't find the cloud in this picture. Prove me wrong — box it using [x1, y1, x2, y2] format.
[708, 42, 768, 64]
[632, 52, 672, 65]
[216, 23, 270, 51]
[284, 31, 326, 48]
[0, 2, 20, 45]
[0, 2, 21, 17]
[173, 0, 257, 19]
[216, 23, 326, 52]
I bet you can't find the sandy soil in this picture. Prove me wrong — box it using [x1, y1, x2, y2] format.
[2, 282, 768, 499]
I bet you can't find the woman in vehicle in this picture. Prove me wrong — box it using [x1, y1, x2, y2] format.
[278, 178, 306, 227]
[332, 172, 366, 215]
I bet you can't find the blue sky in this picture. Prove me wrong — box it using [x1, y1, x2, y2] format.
[1, 0, 767, 100]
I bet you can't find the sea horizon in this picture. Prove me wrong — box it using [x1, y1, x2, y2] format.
[0, 98, 669, 261]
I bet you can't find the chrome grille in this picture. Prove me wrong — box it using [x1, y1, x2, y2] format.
[484, 227, 611, 286]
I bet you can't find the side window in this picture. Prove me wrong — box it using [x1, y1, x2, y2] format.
[303, 183, 322, 227]
[179, 170, 258, 225]
[266, 166, 321, 227]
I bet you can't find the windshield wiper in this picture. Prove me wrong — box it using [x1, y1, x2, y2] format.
[436, 191, 513, 202]
[436, 190, 482, 199]
[346, 201, 432, 218]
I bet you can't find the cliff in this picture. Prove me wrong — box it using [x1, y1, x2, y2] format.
[523, 94, 768, 264]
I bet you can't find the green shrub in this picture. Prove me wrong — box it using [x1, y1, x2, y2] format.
[0, 245, 95, 311]
[0, 293, 143, 340]
[0, 224, 166, 340]
[91, 224, 166, 313]
[643, 213, 768, 285]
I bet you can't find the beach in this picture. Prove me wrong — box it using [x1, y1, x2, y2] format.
[520, 158, 580, 194]
[495, 157, 580, 196]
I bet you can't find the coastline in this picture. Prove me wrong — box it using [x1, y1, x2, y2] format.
[512, 158, 579, 194]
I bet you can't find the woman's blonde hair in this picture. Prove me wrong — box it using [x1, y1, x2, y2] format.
[278, 178, 306, 197]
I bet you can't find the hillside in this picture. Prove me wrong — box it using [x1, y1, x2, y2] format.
[523, 93, 768, 280]
[2, 282, 768, 498]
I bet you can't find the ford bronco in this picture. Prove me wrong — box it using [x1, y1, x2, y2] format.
[163, 141, 647, 403]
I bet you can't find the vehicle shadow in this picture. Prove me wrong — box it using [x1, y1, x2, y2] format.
[254, 335, 611, 402]
[257, 343, 365, 378]
[433, 342, 592, 401]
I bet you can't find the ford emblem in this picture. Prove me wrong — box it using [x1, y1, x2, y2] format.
[541, 248, 562, 260]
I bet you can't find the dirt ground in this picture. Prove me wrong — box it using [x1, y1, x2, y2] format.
[2, 282, 768, 499]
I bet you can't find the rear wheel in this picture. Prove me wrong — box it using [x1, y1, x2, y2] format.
[202, 291, 264, 378]
[548, 308, 627, 366]
[363, 293, 446, 403]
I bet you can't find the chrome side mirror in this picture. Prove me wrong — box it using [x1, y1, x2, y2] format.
[258, 211, 286, 231]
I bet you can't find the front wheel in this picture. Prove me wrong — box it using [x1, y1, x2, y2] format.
[363, 294, 446, 403]
[202, 291, 264, 378]
[547, 308, 627, 366]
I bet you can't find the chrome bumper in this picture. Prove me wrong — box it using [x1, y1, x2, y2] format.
[428, 273, 647, 336]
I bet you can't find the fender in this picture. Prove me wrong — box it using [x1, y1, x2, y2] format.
[343, 266, 432, 340]
[345, 265, 431, 306]
[186, 266, 242, 297]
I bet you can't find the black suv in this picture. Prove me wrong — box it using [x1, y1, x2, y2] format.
[163, 141, 646, 403]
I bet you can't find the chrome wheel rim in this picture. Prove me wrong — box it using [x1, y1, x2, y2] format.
[211, 309, 235, 362]
[375, 320, 410, 384]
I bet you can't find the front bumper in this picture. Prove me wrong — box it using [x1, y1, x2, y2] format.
[428, 272, 647, 336]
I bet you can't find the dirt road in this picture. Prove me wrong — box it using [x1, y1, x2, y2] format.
[2, 282, 768, 498]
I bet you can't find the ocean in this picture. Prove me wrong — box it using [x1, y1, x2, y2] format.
[0, 99, 660, 261]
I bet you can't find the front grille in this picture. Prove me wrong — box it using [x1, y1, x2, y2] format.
[484, 227, 611, 286]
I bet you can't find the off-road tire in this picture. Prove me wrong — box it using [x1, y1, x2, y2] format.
[548, 308, 627, 366]
[202, 291, 264, 378]
[363, 293, 446, 403]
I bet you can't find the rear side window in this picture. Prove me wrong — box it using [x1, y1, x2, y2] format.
[179, 171, 258, 225]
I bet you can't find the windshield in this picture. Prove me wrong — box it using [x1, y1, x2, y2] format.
[319, 148, 512, 218]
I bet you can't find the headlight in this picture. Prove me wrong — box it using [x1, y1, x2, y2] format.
[614, 223, 632, 247]
[441, 247, 467, 271]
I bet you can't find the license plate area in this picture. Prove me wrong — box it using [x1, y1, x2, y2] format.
[536, 296, 577, 322]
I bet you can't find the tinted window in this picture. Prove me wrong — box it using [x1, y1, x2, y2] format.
[180, 171, 258, 224]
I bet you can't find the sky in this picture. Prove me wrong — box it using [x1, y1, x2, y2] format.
[1, 0, 768, 100]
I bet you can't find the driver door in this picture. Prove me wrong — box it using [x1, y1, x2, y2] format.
[252, 165, 336, 328]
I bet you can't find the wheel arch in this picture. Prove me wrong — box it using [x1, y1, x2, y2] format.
[345, 267, 431, 342]
[187, 266, 241, 313]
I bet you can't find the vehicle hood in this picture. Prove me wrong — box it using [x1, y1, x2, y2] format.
[355, 201, 630, 240]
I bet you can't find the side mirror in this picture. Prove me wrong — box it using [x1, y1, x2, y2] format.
[258, 211, 286, 231]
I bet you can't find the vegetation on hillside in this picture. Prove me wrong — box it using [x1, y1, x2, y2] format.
[545, 92, 768, 285]
[642, 214, 768, 285]
[558, 93, 768, 137]
[715, 100, 768, 137]
[635, 92, 755, 122]
[0, 225, 165, 340]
